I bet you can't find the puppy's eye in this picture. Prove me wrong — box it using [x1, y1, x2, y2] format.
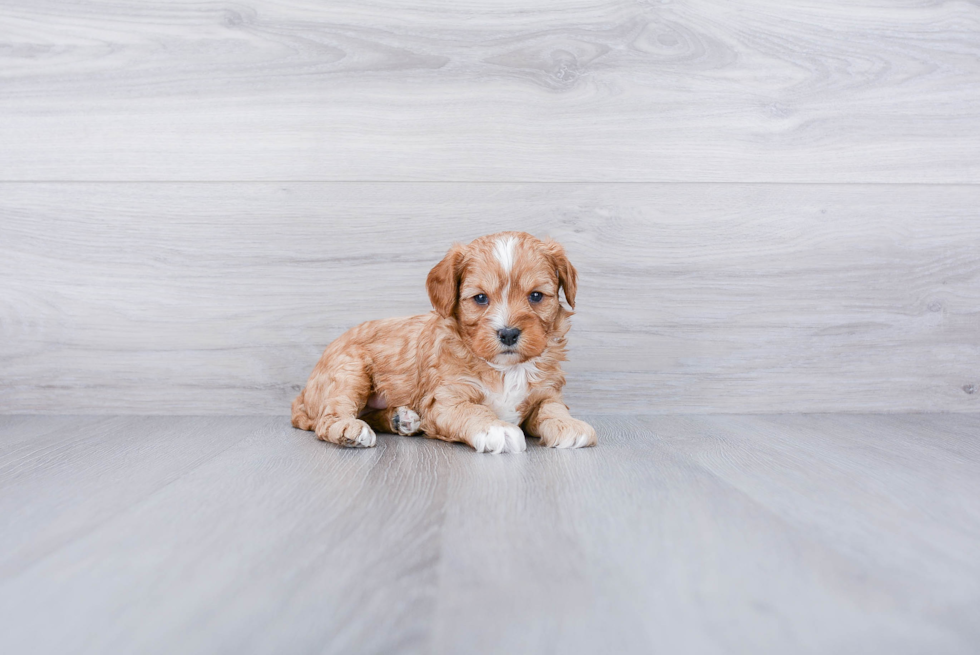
[529, 291, 544, 303]
[473, 293, 489, 305]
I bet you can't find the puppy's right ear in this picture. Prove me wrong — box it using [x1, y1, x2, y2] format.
[427, 244, 465, 318]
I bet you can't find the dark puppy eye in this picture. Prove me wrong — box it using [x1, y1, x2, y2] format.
[529, 291, 544, 303]
[473, 293, 489, 305]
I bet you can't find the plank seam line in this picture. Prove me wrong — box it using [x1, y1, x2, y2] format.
[2, 181, 980, 186]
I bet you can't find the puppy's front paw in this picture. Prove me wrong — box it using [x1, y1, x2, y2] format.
[392, 406, 421, 436]
[324, 418, 377, 448]
[538, 417, 596, 449]
[470, 421, 526, 454]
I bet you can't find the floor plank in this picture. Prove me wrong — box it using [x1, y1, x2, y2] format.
[0, 415, 106, 455]
[0, 417, 448, 655]
[0, 416, 249, 577]
[2, 1, 979, 181]
[1, 414, 977, 654]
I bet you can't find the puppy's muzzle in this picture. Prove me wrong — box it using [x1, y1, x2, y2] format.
[497, 327, 521, 347]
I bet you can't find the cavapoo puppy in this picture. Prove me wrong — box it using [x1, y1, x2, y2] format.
[291, 231, 596, 453]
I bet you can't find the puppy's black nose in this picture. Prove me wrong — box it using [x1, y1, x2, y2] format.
[497, 327, 521, 347]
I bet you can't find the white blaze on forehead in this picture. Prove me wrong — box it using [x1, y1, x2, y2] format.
[493, 236, 518, 274]
[492, 235, 518, 327]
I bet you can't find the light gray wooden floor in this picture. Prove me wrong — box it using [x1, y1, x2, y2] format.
[1, 414, 978, 654]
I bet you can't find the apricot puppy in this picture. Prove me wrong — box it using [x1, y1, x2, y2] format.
[291, 231, 596, 453]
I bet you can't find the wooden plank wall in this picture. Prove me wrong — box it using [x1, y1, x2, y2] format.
[1, 1, 978, 414]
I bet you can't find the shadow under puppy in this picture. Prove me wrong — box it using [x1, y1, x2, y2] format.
[292, 231, 596, 453]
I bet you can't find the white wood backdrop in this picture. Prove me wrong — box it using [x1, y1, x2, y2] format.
[1, 0, 978, 414]
[3, 0, 980, 182]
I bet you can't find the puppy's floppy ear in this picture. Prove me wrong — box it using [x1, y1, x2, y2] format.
[543, 239, 578, 309]
[427, 243, 465, 318]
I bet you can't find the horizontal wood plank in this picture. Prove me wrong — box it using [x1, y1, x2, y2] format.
[1, 0, 979, 182]
[1, 182, 977, 413]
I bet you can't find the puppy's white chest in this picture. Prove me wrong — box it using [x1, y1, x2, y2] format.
[484, 364, 535, 425]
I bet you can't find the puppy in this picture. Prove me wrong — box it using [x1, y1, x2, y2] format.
[291, 231, 596, 453]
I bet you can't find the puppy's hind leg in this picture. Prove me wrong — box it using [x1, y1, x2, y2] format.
[361, 406, 422, 436]
[291, 388, 315, 431]
[302, 352, 377, 448]
[391, 406, 422, 436]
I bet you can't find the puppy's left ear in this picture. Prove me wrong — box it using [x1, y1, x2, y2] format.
[543, 239, 578, 309]
[427, 243, 465, 318]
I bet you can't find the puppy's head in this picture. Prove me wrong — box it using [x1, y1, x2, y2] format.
[426, 232, 577, 365]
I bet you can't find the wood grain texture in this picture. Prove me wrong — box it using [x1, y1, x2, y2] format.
[1, 0, 979, 182]
[0, 414, 978, 654]
[0, 416, 249, 578]
[2, 182, 978, 414]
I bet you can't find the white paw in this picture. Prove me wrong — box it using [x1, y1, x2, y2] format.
[393, 406, 421, 436]
[471, 422, 526, 454]
[340, 419, 377, 448]
[539, 418, 596, 449]
[554, 431, 593, 449]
